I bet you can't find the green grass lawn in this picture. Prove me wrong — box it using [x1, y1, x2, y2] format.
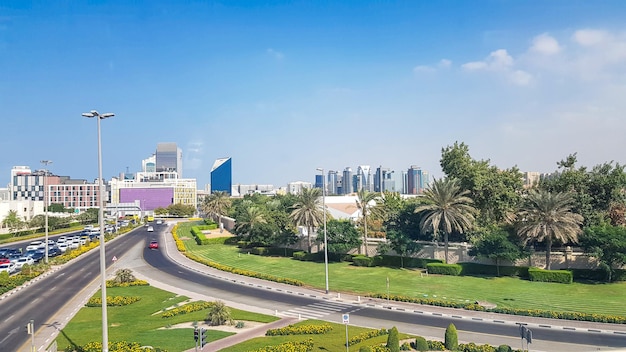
[55, 285, 279, 352]
[177, 221, 626, 317]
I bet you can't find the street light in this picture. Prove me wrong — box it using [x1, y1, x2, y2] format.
[316, 168, 329, 294]
[82, 109, 114, 352]
[40, 160, 52, 264]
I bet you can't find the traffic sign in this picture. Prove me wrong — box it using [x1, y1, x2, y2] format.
[342, 313, 349, 324]
[112, 256, 118, 262]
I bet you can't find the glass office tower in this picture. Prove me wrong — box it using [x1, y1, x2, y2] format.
[211, 157, 232, 195]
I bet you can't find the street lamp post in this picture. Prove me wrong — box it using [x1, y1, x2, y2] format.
[82, 110, 114, 352]
[40, 160, 52, 264]
[316, 168, 329, 294]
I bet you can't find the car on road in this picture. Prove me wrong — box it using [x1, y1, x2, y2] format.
[147, 226, 154, 232]
[149, 241, 159, 249]
[14, 256, 34, 269]
[0, 262, 16, 274]
[156, 219, 163, 225]
[57, 242, 69, 253]
[0, 258, 10, 264]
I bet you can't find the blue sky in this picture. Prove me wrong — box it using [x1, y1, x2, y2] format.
[2, 1, 626, 189]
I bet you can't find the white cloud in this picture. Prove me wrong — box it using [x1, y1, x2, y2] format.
[530, 33, 561, 55]
[413, 59, 451, 73]
[438, 59, 452, 68]
[266, 48, 284, 60]
[462, 61, 487, 70]
[573, 29, 609, 46]
[462, 49, 513, 71]
[509, 70, 533, 86]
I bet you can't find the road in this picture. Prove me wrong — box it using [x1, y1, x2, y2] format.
[0, 230, 142, 351]
[2, 224, 626, 351]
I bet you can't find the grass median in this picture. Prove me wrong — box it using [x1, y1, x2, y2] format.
[177, 221, 626, 318]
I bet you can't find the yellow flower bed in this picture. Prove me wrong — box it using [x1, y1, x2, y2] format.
[250, 338, 314, 352]
[161, 301, 213, 318]
[86, 296, 141, 307]
[266, 323, 332, 336]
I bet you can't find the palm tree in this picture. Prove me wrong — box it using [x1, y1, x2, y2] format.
[516, 189, 583, 270]
[234, 206, 267, 239]
[414, 178, 477, 263]
[290, 187, 324, 252]
[355, 189, 381, 256]
[201, 191, 232, 231]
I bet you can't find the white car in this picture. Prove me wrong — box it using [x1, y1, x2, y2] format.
[68, 240, 80, 249]
[0, 263, 16, 274]
[57, 243, 69, 252]
[14, 256, 34, 269]
[26, 241, 45, 251]
[147, 226, 154, 232]
[156, 219, 163, 225]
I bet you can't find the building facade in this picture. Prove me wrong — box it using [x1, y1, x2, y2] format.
[155, 142, 183, 178]
[211, 157, 232, 195]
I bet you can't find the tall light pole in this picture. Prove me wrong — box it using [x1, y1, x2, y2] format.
[316, 168, 329, 294]
[82, 110, 114, 352]
[40, 160, 52, 264]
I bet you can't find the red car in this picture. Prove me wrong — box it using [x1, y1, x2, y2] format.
[149, 241, 159, 249]
[0, 258, 10, 264]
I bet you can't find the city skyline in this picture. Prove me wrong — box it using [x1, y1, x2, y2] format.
[2, 2, 626, 188]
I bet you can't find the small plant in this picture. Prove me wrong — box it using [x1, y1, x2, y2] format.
[206, 300, 234, 326]
[359, 347, 373, 352]
[386, 326, 400, 352]
[445, 323, 458, 351]
[414, 336, 429, 351]
[235, 321, 245, 329]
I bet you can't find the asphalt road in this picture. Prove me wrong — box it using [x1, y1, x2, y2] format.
[0, 231, 143, 351]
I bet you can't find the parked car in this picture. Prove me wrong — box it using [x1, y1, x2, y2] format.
[26, 241, 45, 251]
[57, 242, 69, 253]
[30, 251, 45, 262]
[48, 247, 62, 257]
[14, 256, 34, 269]
[0, 262, 16, 274]
[149, 241, 159, 249]
[0, 258, 10, 264]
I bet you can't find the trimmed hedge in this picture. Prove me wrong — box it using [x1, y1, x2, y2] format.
[427, 263, 462, 276]
[266, 323, 332, 336]
[190, 225, 219, 245]
[376, 255, 443, 268]
[352, 255, 376, 267]
[528, 267, 572, 284]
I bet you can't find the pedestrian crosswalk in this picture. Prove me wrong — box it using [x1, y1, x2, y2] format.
[280, 300, 355, 320]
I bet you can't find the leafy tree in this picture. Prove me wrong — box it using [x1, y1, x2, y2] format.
[320, 219, 361, 255]
[386, 326, 400, 352]
[76, 208, 98, 225]
[154, 207, 168, 216]
[440, 142, 523, 225]
[48, 203, 67, 213]
[415, 178, 477, 263]
[385, 230, 422, 268]
[167, 203, 196, 217]
[579, 224, 626, 282]
[206, 300, 234, 326]
[201, 191, 232, 229]
[468, 227, 524, 276]
[516, 189, 583, 270]
[234, 206, 268, 242]
[414, 336, 429, 351]
[355, 189, 382, 256]
[444, 323, 458, 351]
[290, 188, 324, 252]
[2, 210, 25, 236]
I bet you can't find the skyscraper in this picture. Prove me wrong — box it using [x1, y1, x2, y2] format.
[211, 157, 232, 195]
[155, 142, 183, 178]
[328, 170, 338, 195]
[356, 165, 371, 192]
[342, 167, 353, 195]
[407, 165, 423, 194]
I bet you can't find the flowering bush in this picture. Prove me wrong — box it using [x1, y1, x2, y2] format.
[171, 224, 186, 252]
[249, 339, 314, 352]
[266, 323, 332, 336]
[161, 301, 214, 318]
[347, 329, 388, 346]
[66, 340, 166, 352]
[86, 296, 141, 307]
[106, 279, 149, 288]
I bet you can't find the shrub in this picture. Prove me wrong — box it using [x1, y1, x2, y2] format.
[445, 323, 458, 351]
[414, 336, 429, 351]
[359, 347, 373, 352]
[266, 323, 332, 336]
[497, 345, 512, 352]
[427, 263, 462, 276]
[352, 255, 375, 267]
[528, 267, 573, 284]
[386, 326, 400, 352]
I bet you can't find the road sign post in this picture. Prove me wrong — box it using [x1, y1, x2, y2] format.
[343, 314, 349, 352]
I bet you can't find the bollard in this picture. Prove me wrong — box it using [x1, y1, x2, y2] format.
[357, 296, 361, 302]
[298, 314, 302, 320]
[337, 293, 341, 299]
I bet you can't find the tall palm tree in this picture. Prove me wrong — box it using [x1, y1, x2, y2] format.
[234, 206, 267, 239]
[356, 189, 381, 256]
[414, 178, 477, 263]
[201, 191, 232, 231]
[516, 189, 583, 270]
[290, 187, 324, 252]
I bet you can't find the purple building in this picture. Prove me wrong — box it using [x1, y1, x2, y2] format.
[119, 188, 174, 211]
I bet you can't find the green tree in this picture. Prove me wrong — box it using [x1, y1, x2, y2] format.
[48, 203, 67, 213]
[385, 229, 422, 268]
[234, 206, 268, 242]
[290, 188, 324, 252]
[154, 207, 168, 216]
[321, 219, 361, 255]
[2, 210, 25, 236]
[112, 268, 136, 284]
[201, 191, 232, 230]
[415, 178, 477, 263]
[206, 300, 234, 326]
[579, 224, 626, 282]
[468, 227, 524, 276]
[386, 326, 400, 352]
[355, 189, 382, 256]
[516, 190, 583, 270]
[440, 142, 523, 225]
[414, 336, 429, 351]
[167, 203, 196, 217]
[444, 323, 458, 351]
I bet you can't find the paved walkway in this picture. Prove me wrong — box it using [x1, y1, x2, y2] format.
[16, 222, 626, 351]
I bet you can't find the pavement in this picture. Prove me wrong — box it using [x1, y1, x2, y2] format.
[15, 222, 626, 351]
